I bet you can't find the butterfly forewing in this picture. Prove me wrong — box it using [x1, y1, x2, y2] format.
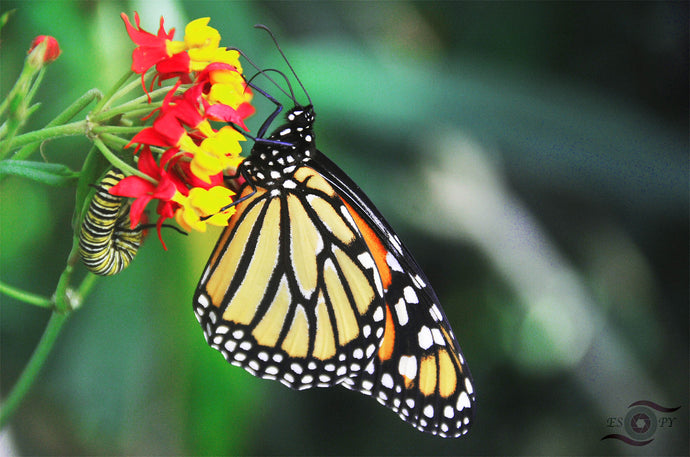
[194, 156, 388, 390]
[194, 104, 475, 437]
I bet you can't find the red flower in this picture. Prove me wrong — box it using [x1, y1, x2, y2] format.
[205, 102, 254, 131]
[129, 110, 187, 149]
[128, 82, 207, 150]
[154, 51, 192, 85]
[109, 147, 180, 248]
[121, 12, 175, 74]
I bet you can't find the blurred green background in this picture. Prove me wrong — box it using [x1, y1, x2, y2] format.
[1, 1, 687, 455]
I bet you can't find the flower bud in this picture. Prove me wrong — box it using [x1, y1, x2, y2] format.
[28, 35, 61, 66]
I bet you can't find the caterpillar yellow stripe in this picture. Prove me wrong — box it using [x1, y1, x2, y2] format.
[79, 169, 143, 275]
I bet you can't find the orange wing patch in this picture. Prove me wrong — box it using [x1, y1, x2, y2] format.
[377, 304, 396, 362]
[341, 200, 392, 290]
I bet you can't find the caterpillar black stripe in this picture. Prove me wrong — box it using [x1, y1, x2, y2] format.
[79, 169, 143, 276]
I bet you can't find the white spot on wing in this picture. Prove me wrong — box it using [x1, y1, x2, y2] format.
[398, 355, 417, 380]
[403, 286, 418, 304]
[197, 293, 210, 308]
[431, 328, 446, 346]
[430, 304, 443, 322]
[465, 377, 474, 395]
[381, 373, 394, 389]
[456, 391, 471, 410]
[357, 252, 375, 269]
[418, 326, 433, 350]
[387, 233, 403, 254]
[339, 204, 358, 231]
[386, 252, 403, 272]
[394, 298, 408, 326]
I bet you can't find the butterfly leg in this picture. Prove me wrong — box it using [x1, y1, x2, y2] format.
[206, 165, 258, 218]
[245, 80, 286, 138]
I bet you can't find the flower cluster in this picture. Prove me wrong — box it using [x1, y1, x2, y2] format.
[111, 13, 255, 247]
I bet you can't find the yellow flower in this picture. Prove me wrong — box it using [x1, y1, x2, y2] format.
[174, 186, 236, 232]
[190, 126, 246, 183]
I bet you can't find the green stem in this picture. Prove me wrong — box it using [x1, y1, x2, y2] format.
[0, 281, 52, 308]
[0, 58, 46, 158]
[99, 132, 131, 150]
[0, 58, 41, 118]
[91, 99, 158, 124]
[102, 74, 152, 111]
[53, 233, 82, 314]
[24, 67, 46, 106]
[92, 136, 140, 179]
[91, 125, 148, 136]
[13, 89, 102, 161]
[75, 273, 99, 308]
[92, 70, 135, 113]
[2, 120, 87, 150]
[0, 311, 70, 429]
[89, 84, 173, 124]
[0, 235, 103, 427]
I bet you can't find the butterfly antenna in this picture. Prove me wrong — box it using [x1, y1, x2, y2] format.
[254, 24, 313, 106]
[228, 46, 293, 101]
[247, 68, 297, 104]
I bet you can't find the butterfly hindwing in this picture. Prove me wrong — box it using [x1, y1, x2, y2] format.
[311, 152, 476, 437]
[340, 262, 476, 437]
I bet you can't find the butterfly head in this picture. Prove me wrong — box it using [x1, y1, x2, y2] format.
[265, 103, 316, 149]
[285, 104, 315, 130]
[241, 104, 317, 187]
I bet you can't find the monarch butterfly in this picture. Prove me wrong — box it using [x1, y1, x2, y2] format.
[194, 37, 475, 438]
[79, 168, 144, 276]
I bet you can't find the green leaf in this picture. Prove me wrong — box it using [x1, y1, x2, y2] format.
[0, 160, 78, 186]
